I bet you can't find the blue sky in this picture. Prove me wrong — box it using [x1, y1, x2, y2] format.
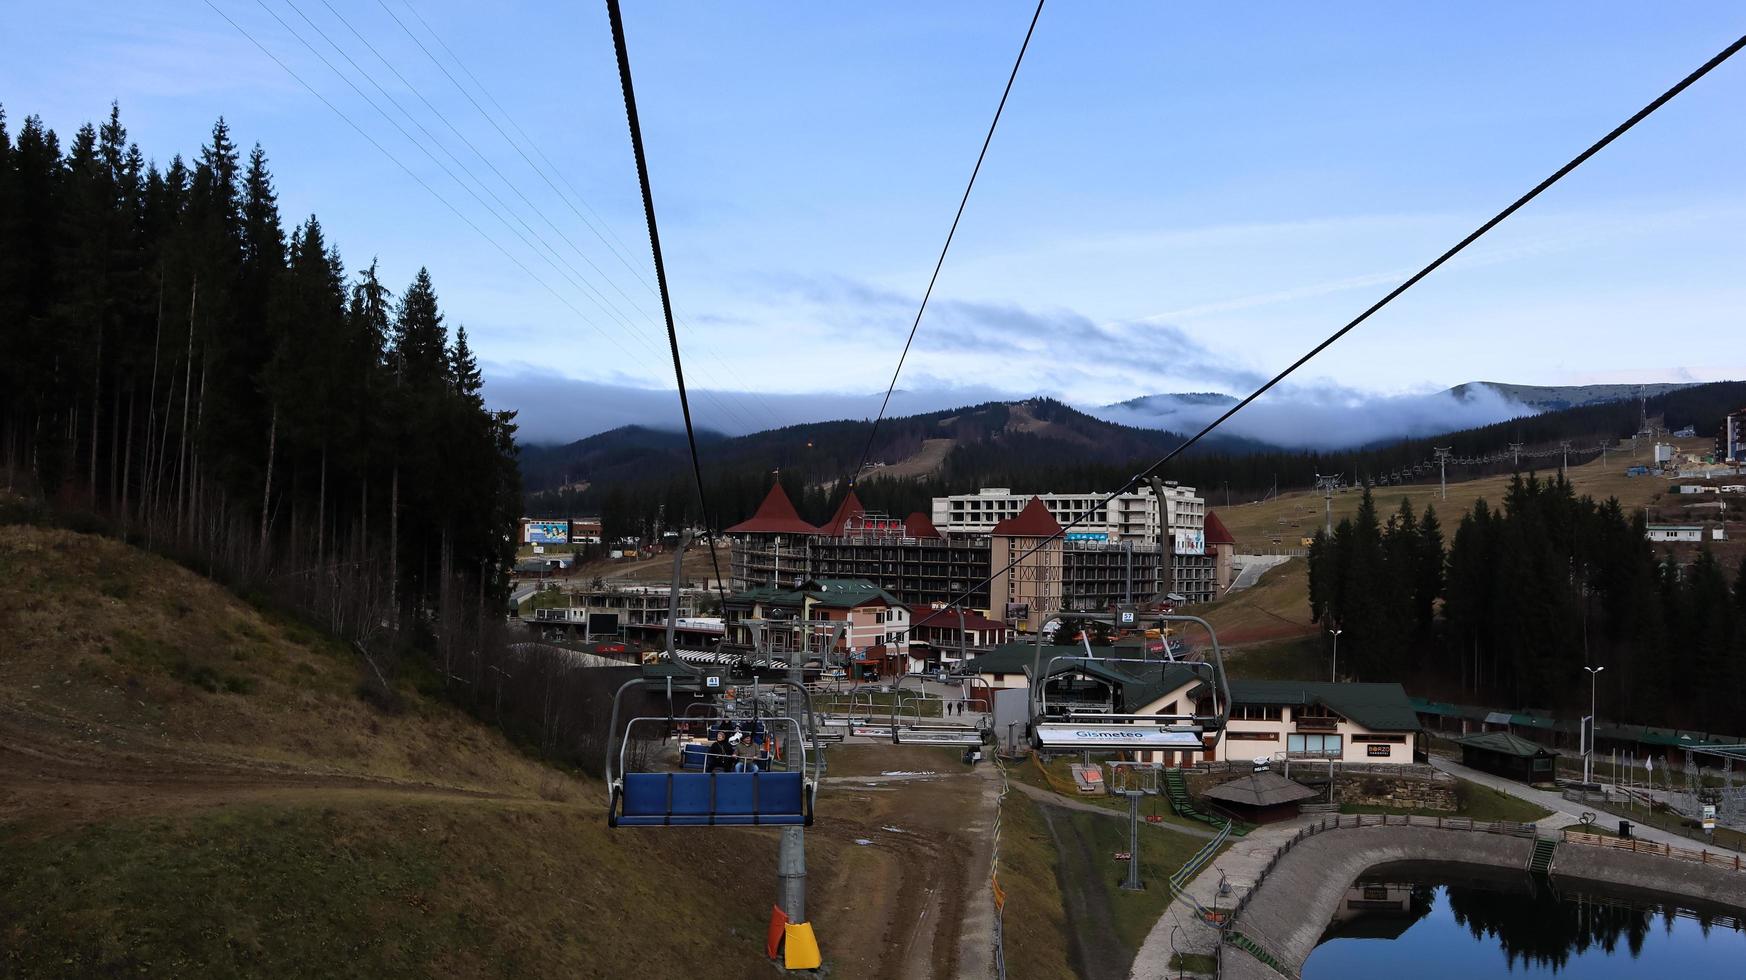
[7, 2, 1744, 443]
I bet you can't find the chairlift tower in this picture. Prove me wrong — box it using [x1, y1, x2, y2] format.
[1559, 440, 1573, 475]
[1508, 442, 1524, 468]
[1108, 762, 1162, 891]
[1314, 474, 1340, 536]
[1433, 447, 1453, 500]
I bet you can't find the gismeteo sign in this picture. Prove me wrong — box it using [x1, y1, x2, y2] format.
[1035, 724, 1203, 749]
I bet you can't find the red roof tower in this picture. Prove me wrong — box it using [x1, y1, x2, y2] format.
[991, 497, 1062, 537]
[903, 512, 944, 539]
[724, 483, 821, 535]
[1204, 511, 1236, 547]
[817, 490, 867, 536]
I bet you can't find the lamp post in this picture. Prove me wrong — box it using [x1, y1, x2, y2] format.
[1328, 628, 1343, 682]
[1583, 666, 1605, 784]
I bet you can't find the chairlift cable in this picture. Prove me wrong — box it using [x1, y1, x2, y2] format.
[605, 0, 729, 606]
[886, 30, 1746, 646]
[847, 0, 1047, 489]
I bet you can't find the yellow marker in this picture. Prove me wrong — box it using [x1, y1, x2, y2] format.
[784, 922, 822, 970]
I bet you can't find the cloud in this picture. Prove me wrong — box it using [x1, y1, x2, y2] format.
[483, 363, 1020, 445]
[1093, 383, 1539, 450]
[765, 274, 1271, 394]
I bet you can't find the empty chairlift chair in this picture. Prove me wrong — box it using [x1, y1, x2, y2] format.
[1027, 614, 1231, 753]
[888, 673, 991, 746]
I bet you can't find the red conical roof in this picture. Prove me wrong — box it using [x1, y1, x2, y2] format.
[725, 483, 821, 535]
[818, 490, 867, 536]
[991, 497, 1062, 537]
[1204, 511, 1236, 546]
[903, 512, 943, 539]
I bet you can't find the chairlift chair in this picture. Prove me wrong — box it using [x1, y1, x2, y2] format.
[604, 532, 820, 828]
[887, 673, 992, 746]
[1026, 613, 1231, 754]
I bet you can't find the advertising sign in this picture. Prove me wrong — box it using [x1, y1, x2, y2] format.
[524, 519, 569, 544]
[1703, 804, 1717, 831]
[1065, 531, 1117, 543]
[1173, 529, 1206, 556]
[1034, 724, 1204, 750]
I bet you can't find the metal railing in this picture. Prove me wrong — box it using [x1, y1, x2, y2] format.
[1561, 829, 1746, 872]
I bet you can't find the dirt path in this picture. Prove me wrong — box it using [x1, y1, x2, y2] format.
[0, 710, 550, 835]
[1009, 781, 1218, 840]
[1037, 803, 1131, 980]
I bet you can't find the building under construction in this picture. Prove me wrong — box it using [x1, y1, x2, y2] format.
[725, 482, 1234, 623]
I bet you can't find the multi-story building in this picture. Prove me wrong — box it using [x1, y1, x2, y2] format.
[726, 482, 1227, 625]
[1726, 408, 1746, 463]
[931, 484, 1215, 604]
[721, 578, 909, 655]
[523, 585, 699, 637]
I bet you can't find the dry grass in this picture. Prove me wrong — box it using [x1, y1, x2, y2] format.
[0, 523, 1005, 979]
[1197, 559, 1316, 647]
[0, 524, 560, 799]
[1214, 437, 1692, 553]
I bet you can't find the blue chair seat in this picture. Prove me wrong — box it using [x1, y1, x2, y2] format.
[614, 771, 810, 827]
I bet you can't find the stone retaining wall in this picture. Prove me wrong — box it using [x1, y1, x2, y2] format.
[1332, 770, 1456, 811]
[1186, 763, 1456, 812]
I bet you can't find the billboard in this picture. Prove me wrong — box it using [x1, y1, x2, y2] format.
[524, 520, 569, 544]
[1173, 529, 1206, 556]
[1065, 531, 1118, 543]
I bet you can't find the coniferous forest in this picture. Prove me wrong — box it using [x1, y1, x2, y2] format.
[0, 105, 521, 644]
[1309, 477, 1746, 733]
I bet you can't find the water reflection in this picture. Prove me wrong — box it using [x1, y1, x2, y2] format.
[1305, 865, 1746, 978]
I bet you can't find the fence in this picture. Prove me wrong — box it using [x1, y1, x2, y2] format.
[1561, 829, 1746, 872]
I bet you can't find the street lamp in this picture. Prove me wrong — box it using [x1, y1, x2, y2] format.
[1328, 628, 1343, 682]
[1583, 666, 1605, 784]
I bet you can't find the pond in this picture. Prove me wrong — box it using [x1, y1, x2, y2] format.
[1302, 866, 1746, 979]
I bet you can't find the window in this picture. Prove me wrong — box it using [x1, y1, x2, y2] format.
[1351, 734, 1406, 744]
[1288, 734, 1342, 757]
[1226, 731, 1279, 741]
[1232, 704, 1282, 721]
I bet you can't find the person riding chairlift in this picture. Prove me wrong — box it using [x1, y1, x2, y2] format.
[705, 729, 735, 773]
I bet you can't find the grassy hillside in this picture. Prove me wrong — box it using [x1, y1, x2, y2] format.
[1215, 436, 1690, 553]
[0, 524, 994, 979]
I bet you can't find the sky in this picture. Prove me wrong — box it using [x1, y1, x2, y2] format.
[6, 2, 1745, 444]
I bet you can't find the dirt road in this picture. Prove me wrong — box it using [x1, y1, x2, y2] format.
[1037, 802, 1130, 980]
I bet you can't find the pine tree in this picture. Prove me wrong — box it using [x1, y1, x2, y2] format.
[391, 267, 447, 386]
[449, 324, 483, 405]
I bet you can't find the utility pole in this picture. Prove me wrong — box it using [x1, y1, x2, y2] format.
[1433, 448, 1452, 500]
[778, 625, 807, 924]
[1314, 474, 1338, 536]
[1583, 666, 1604, 784]
[1122, 540, 1133, 606]
[1328, 627, 1342, 682]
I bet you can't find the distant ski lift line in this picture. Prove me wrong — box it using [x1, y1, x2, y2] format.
[880, 29, 1746, 646]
